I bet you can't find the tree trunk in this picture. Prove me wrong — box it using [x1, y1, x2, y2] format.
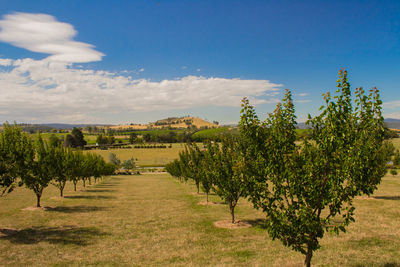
[229, 201, 236, 224]
[73, 181, 77, 191]
[89, 177, 92, 185]
[196, 182, 200, 194]
[94, 177, 97, 183]
[83, 179, 86, 187]
[59, 182, 65, 197]
[304, 244, 313, 267]
[36, 193, 41, 208]
[206, 192, 209, 203]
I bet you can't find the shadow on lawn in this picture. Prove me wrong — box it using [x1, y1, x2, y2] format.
[244, 218, 267, 229]
[373, 196, 400, 200]
[0, 226, 108, 246]
[46, 205, 108, 213]
[93, 184, 118, 188]
[356, 263, 400, 267]
[64, 195, 115, 200]
[84, 189, 116, 193]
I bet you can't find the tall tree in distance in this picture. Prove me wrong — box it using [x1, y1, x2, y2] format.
[239, 70, 389, 267]
[71, 127, 87, 148]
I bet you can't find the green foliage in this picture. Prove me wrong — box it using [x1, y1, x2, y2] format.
[122, 158, 135, 171]
[0, 123, 34, 195]
[165, 159, 183, 179]
[129, 133, 137, 144]
[239, 70, 388, 266]
[390, 169, 398, 176]
[71, 127, 87, 148]
[109, 152, 121, 167]
[393, 150, 400, 166]
[204, 138, 246, 222]
[191, 127, 237, 142]
[48, 145, 68, 197]
[178, 144, 203, 193]
[49, 133, 62, 147]
[21, 134, 54, 207]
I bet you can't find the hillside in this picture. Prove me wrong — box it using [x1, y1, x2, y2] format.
[109, 116, 218, 131]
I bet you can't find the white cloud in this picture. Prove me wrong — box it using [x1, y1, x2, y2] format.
[384, 100, 400, 109]
[0, 12, 103, 63]
[294, 99, 311, 103]
[0, 58, 282, 123]
[138, 68, 144, 72]
[181, 66, 187, 70]
[0, 58, 12, 66]
[298, 93, 308, 97]
[196, 68, 201, 72]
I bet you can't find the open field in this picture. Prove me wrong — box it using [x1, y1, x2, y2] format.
[0, 173, 400, 266]
[86, 143, 186, 167]
[85, 138, 400, 167]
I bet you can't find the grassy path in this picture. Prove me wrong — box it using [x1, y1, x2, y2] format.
[1, 173, 400, 266]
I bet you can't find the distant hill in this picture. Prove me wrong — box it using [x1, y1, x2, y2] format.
[384, 118, 400, 129]
[40, 123, 110, 130]
[109, 116, 218, 131]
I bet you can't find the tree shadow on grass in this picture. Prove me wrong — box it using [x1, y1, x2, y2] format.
[243, 218, 267, 229]
[373, 196, 400, 200]
[93, 184, 118, 188]
[46, 205, 108, 213]
[0, 226, 108, 246]
[84, 189, 116, 193]
[64, 195, 115, 200]
[355, 263, 400, 267]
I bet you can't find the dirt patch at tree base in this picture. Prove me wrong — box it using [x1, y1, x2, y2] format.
[214, 220, 252, 229]
[22, 206, 53, 211]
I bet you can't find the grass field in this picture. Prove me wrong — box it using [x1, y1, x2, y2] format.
[86, 143, 186, 167]
[0, 172, 399, 266]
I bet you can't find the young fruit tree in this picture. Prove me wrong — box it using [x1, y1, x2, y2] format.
[0, 123, 33, 195]
[22, 134, 54, 207]
[49, 145, 68, 197]
[65, 148, 83, 192]
[178, 145, 203, 193]
[239, 70, 389, 267]
[205, 138, 246, 223]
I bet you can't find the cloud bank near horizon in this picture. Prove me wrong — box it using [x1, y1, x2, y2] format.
[0, 12, 103, 63]
[0, 58, 282, 123]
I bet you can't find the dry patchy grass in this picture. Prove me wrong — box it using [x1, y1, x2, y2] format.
[0, 173, 399, 266]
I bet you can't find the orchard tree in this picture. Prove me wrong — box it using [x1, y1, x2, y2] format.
[197, 142, 215, 203]
[239, 70, 389, 266]
[165, 159, 182, 179]
[49, 145, 68, 197]
[22, 134, 53, 207]
[0, 123, 34, 195]
[66, 149, 83, 191]
[179, 144, 203, 193]
[390, 169, 398, 177]
[93, 155, 106, 183]
[205, 138, 246, 223]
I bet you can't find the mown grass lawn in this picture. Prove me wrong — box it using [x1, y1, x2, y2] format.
[1, 172, 400, 266]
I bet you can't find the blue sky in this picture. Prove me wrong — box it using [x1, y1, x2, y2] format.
[0, 0, 399, 124]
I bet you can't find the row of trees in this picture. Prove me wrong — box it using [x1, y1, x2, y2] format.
[167, 70, 390, 266]
[0, 125, 116, 207]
